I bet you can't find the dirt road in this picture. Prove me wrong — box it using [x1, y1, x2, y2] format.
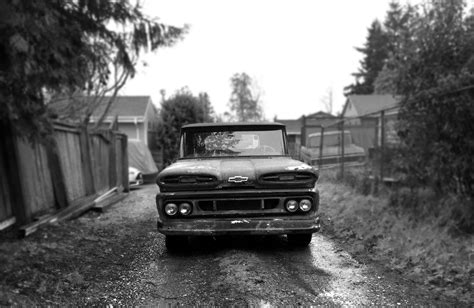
[0, 184, 461, 306]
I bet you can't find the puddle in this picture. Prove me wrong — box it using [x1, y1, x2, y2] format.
[309, 234, 369, 306]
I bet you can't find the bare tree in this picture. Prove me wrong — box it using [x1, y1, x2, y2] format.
[320, 87, 333, 114]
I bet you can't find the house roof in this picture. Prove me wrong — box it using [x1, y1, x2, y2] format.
[48, 95, 153, 122]
[91, 96, 152, 118]
[306, 111, 336, 118]
[274, 111, 336, 135]
[344, 95, 399, 117]
[276, 119, 302, 135]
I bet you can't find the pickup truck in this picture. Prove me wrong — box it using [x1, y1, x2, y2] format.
[155, 122, 320, 250]
[300, 130, 365, 167]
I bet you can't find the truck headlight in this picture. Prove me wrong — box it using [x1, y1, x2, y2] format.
[299, 199, 312, 212]
[179, 202, 192, 216]
[285, 200, 298, 212]
[164, 203, 178, 216]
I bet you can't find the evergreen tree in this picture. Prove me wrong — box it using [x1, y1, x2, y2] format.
[374, 1, 417, 94]
[344, 20, 389, 95]
[393, 0, 474, 229]
[157, 88, 215, 165]
[0, 0, 185, 137]
[384, 1, 416, 55]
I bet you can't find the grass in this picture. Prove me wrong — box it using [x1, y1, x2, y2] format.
[318, 167, 473, 304]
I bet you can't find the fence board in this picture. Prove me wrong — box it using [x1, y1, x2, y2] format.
[46, 136, 68, 209]
[55, 130, 86, 202]
[16, 139, 55, 218]
[1, 122, 129, 233]
[79, 128, 95, 195]
[115, 136, 123, 188]
[90, 135, 111, 193]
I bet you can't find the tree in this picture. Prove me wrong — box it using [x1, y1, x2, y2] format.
[374, 1, 417, 94]
[383, 1, 417, 55]
[320, 87, 333, 114]
[382, 1, 474, 231]
[198, 92, 216, 122]
[157, 88, 215, 166]
[373, 65, 399, 94]
[344, 20, 389, 95]
[0, 0, 186, 137]
[228, 72, 263, 122]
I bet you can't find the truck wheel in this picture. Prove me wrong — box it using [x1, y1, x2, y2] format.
[287, 233, 312, 247]
[165, 235, 188, 251]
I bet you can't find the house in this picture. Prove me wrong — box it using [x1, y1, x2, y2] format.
[49, 95, 159, 146]
[48, 95, 162, 171]
[89, 96, 158, 146]
[275, 111, 337, 158]
[88, 96, 163, 173]
[342, 94, 399, 125]
[342, 94, 400, 148]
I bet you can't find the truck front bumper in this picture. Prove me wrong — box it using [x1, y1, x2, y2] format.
[157, 216, 320, 236]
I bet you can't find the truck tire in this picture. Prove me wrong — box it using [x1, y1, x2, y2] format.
[287, 233, 312, 247]
[165, 235, 188, 252]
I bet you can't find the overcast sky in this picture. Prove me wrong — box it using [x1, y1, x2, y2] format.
[122, 0, 421, 120]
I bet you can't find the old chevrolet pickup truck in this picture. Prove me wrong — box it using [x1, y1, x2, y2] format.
[155, 122, 320, 250]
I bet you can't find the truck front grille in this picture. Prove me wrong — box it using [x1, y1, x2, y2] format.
[197, 198, 279, 212]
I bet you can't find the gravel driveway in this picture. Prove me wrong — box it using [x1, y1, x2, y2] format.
[0, 184, 462, 306]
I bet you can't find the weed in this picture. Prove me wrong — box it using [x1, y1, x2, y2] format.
[319, 176, 473, 304]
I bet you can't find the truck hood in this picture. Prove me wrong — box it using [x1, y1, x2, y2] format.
[157, 157, 317, 190]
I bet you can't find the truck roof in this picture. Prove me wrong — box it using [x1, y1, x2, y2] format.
[182, 122, 286, 130]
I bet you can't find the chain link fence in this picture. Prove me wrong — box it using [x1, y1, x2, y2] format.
[299, 106, 400, 184]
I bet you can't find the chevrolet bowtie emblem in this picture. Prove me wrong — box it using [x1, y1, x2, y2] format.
[228, 176, 249, 183]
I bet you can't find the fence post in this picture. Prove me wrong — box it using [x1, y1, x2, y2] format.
[340, 120, 345, 180]
[301, 116, 307, 146]
[2, 124, 28, 225]
[318, 126, 325, 171]
[380, 110, 385, 181]
[121, 134, 130, 192]
[109, 132, 117, 189]
[45, 135, 68, 209]
[79, 127, 95, 195]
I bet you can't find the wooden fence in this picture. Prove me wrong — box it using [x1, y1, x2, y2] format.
[0, 122, 129, 233]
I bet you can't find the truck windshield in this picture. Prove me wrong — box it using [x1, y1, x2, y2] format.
[181, 129, 286, 158]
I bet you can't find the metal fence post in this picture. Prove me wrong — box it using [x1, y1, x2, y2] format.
[318, 126, 325, 171]
[301, 115, 307, 146]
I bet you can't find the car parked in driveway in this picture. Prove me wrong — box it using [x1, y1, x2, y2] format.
[128, 167, 144, 187]
[155, 122, 320, 250]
